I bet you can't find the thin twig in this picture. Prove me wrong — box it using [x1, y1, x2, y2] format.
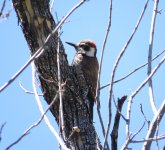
[140, 104, 150, 129]
[55, 14, 65, 142]
[103, 0, 149, 148]
[142, 99, 165, 150]
[6, 63, 69, 150]
[155, 118, 159, 150]
[131, 134, 165, 143]
[131, 122, 145, 140]
[32, 62, 68, 149]
[120, 133, 132, 150]
[126, 56, 165, 143]
[5, 84, 68, 150]
[96, 108, 110, 150]
[19, 81, 43, 96]
[0, 0, 88, 93]
[95, 0, 113, 149]
[38, 73, 55, 83]
[96, 108, 105, 135]
[121, 122, 145, 150]
[100, 49, 165, 90]
[0, 122, 6, 143]
[96, 0, 113, 108]
[57, 30, 66, 140]
[0, 0, 6, 16]
[147, 0, 159, 114]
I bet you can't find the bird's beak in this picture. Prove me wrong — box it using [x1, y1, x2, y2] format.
[66, 42, 78, 51]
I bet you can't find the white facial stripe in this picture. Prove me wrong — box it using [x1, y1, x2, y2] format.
[86, 47, 95, 57]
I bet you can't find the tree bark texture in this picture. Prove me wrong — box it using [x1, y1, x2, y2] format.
[12, 0, 101, 149]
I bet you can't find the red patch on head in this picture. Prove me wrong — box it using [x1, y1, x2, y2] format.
[88, 41, 96, 48]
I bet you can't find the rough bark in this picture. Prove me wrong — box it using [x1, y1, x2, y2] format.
[12, 0, 101, 149]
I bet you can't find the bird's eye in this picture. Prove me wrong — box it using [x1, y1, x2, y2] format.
[80, 44, 90, 51]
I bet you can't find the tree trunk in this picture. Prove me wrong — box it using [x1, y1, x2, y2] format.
[12, 0, 101, 149]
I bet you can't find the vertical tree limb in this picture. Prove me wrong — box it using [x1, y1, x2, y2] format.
[95, 0, 113, 149]
[111, 96, 127, 150]
[147, 0, 159, 114]
[103, 0, 149, 148]
[57, 31, 66, 140]
[96, 0, 113, 107]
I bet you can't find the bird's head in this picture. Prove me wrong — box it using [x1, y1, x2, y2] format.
[66, 40, 97, 57]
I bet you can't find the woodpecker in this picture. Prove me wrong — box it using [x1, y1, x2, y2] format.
[66, 40, 99, 121]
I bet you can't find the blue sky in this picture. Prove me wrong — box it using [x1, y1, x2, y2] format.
[0, 0, 165, 149]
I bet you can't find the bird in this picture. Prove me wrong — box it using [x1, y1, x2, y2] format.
[66, 40, 99, 121]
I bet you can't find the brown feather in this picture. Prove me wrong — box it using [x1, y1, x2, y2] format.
[71, 40, 99, 121]
[72, 53, 99, 121]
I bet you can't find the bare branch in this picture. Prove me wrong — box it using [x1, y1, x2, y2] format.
[142, 99, 165, 150]
[31, 62, 69, 150]
[140, 104, 150, 129]
[96, 108, 110, 150]
[147, 0, 159, 114]
[113, 95, 127, 121]
[57, 31, 66, 140]
[95, 1, 113, 149]
[155, 118, 160, 150]
[96, 0, 113, 108]
[100, 49, 165, 90]
[103, 0, 149, 148]
[120, 133, 132, 150]
[132, 122, 146, 139]
[0, 122, 6, 143]
[126, 56, 165, 147]
[111, 96, 127, 150]
[19, 81, 43, 96]
[5, 91, 67, 150]
[121, 122, 145, 150]
[0, 0, 88, 93]
[131, 134, 165, 143]
[0, 0, 6, 16]
[5, 63, 69, 150]
[0, 1, 13, 21]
